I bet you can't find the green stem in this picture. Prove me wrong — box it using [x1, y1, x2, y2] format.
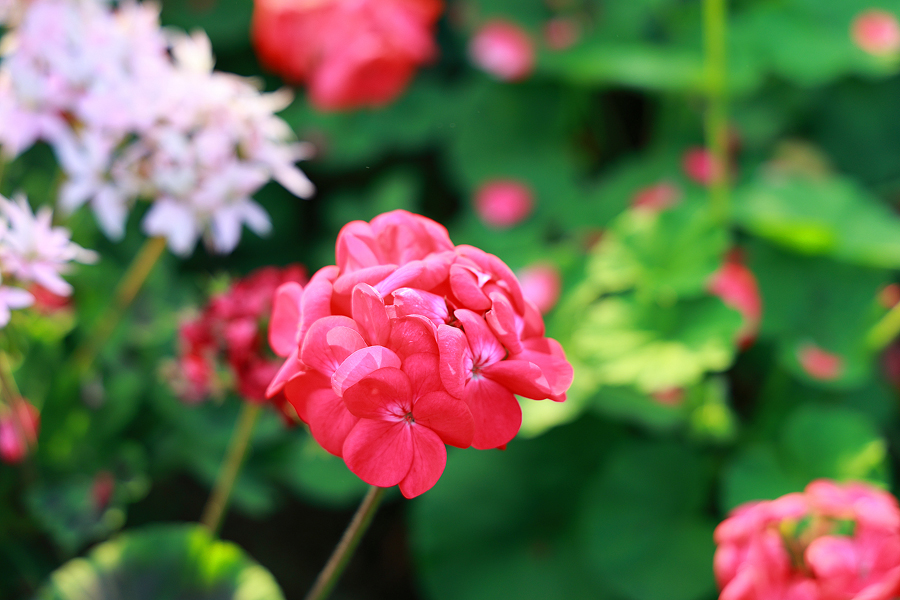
[200, 402, 262, 536]
[703, 0, 729, 224]
[71, 236, 168, 375]
[304, 485, 386, 600]
[867, 301, 900, 351]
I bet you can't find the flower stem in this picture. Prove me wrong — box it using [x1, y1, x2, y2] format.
[304, 485, 387, 600]
[72, 236, 167, 375]
[200, 402, 262, 536]
[867, 301, 900, 351]
[703, 0, 729, 224]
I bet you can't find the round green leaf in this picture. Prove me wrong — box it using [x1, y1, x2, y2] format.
[35, 524, 285, 600]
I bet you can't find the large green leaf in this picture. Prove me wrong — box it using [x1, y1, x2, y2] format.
[585, 198, 728, 299]
[578, 440, 718, 600]
[571, 294, 742, 393]
[735, 173, 900, 268]
[35, 524, 284, 600]
[721, 404, 888, 510]
[412, 417, 619, 600]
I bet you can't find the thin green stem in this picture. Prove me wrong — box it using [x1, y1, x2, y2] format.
[867, 301, 900, 351]
[304, 485, 386, 600]
[200, 402, 262, 536]
[71, 236, 168, 375]
[703, 0, 729, 224]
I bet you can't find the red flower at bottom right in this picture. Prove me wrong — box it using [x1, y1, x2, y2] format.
[714, 480, 900, 600]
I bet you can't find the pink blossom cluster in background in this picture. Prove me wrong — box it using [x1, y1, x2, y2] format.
[0, 194, 96, 327]
[174, 265, 307, 413]
[0, 398, 38, 464]
[715, 480, 900, 600]
[251, 0, 443, 111]
[266, 210, 573, 497]
[0, 0, 314, 256]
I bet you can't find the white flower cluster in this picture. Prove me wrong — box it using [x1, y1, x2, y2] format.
[0, 194, 97, 327]
[0, 0, 314, 255]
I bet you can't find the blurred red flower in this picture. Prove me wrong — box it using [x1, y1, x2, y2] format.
[0, 399, 39, 464]
[469, 20, 535, 81]
[251, 0, 443, 111]
[715, 480, 900, 600]
[798, 343, 843, 381]
[474, 179, 534, 228]
[173, 265, 307, 412]
[852, 10, 900, 56]
[708, 256, 762, 349]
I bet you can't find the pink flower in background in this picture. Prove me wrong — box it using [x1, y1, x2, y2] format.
[631, 182, 682, 212]
[852, 10, 900, 56]
[798, 343, 843, 381]
[715, 480, 900, 600]
[708, 256, 762, 349]
[0, 399, 39, 464]
[517, 263, 561, 314]
[879, 283, 900, 309]
[474, 180, 534, 228]
[651, 388, 684, 406]
[469, 20, 535, 81]
[682, 147, 722, 186]
[543, 17, 580, 51]
[251, 0, 443, 111]
[172, 265, 307, 413]
[267, 210, 573, 496]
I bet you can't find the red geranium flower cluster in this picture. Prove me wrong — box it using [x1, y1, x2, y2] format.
[251, 0, 443, 111]
[267, 210, 573, 498]
[175, 265, 307, 407]
[0, 399, 39, 464]
[715, 480, 900, 600]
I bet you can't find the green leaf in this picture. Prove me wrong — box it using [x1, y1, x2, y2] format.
[586, 198, 728, 299]
[268, 434, 368, 508]
[735, 173, 900, 268]
[579, 440, 717, 600]
[748, 241, 887, 389]
[35, 524, 285, 600]
[412, 417, 618, 600]
[721, 404, 888, 510]
[571, 294, 742, 393]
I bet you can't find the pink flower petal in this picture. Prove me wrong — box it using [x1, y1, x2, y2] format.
[485, 291, 523, 355]
[343, 367, 411, 419]
[464, 377, 522, 450]
[391, 287, 449, 325]
[351, 283, 391, 346]
[306, 386, 360, 457]
[266, 347, 302, 398]
[449, 263, 492, 311]
[283, 369, 332, 424]
[336, 220, 382, 271]
[455, 309, 506, 368]
[269, 281, 304, 357]
[437, 324, 470, 398]
[402, 352, 444, 398]
[514, 337, 574, 399]
[399, 426, 446, 498]
[331, 345, 401, 397]
[333, 264, 398, 296]
[481, 358, 552, 399]
[389, 315, 439, 358]
[413, 390, 474, 449]
[343, 419, 414, 487]
[297, 265, 339, 346]
[300, 316, 365, 376]
[374, 252, 453, 296]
